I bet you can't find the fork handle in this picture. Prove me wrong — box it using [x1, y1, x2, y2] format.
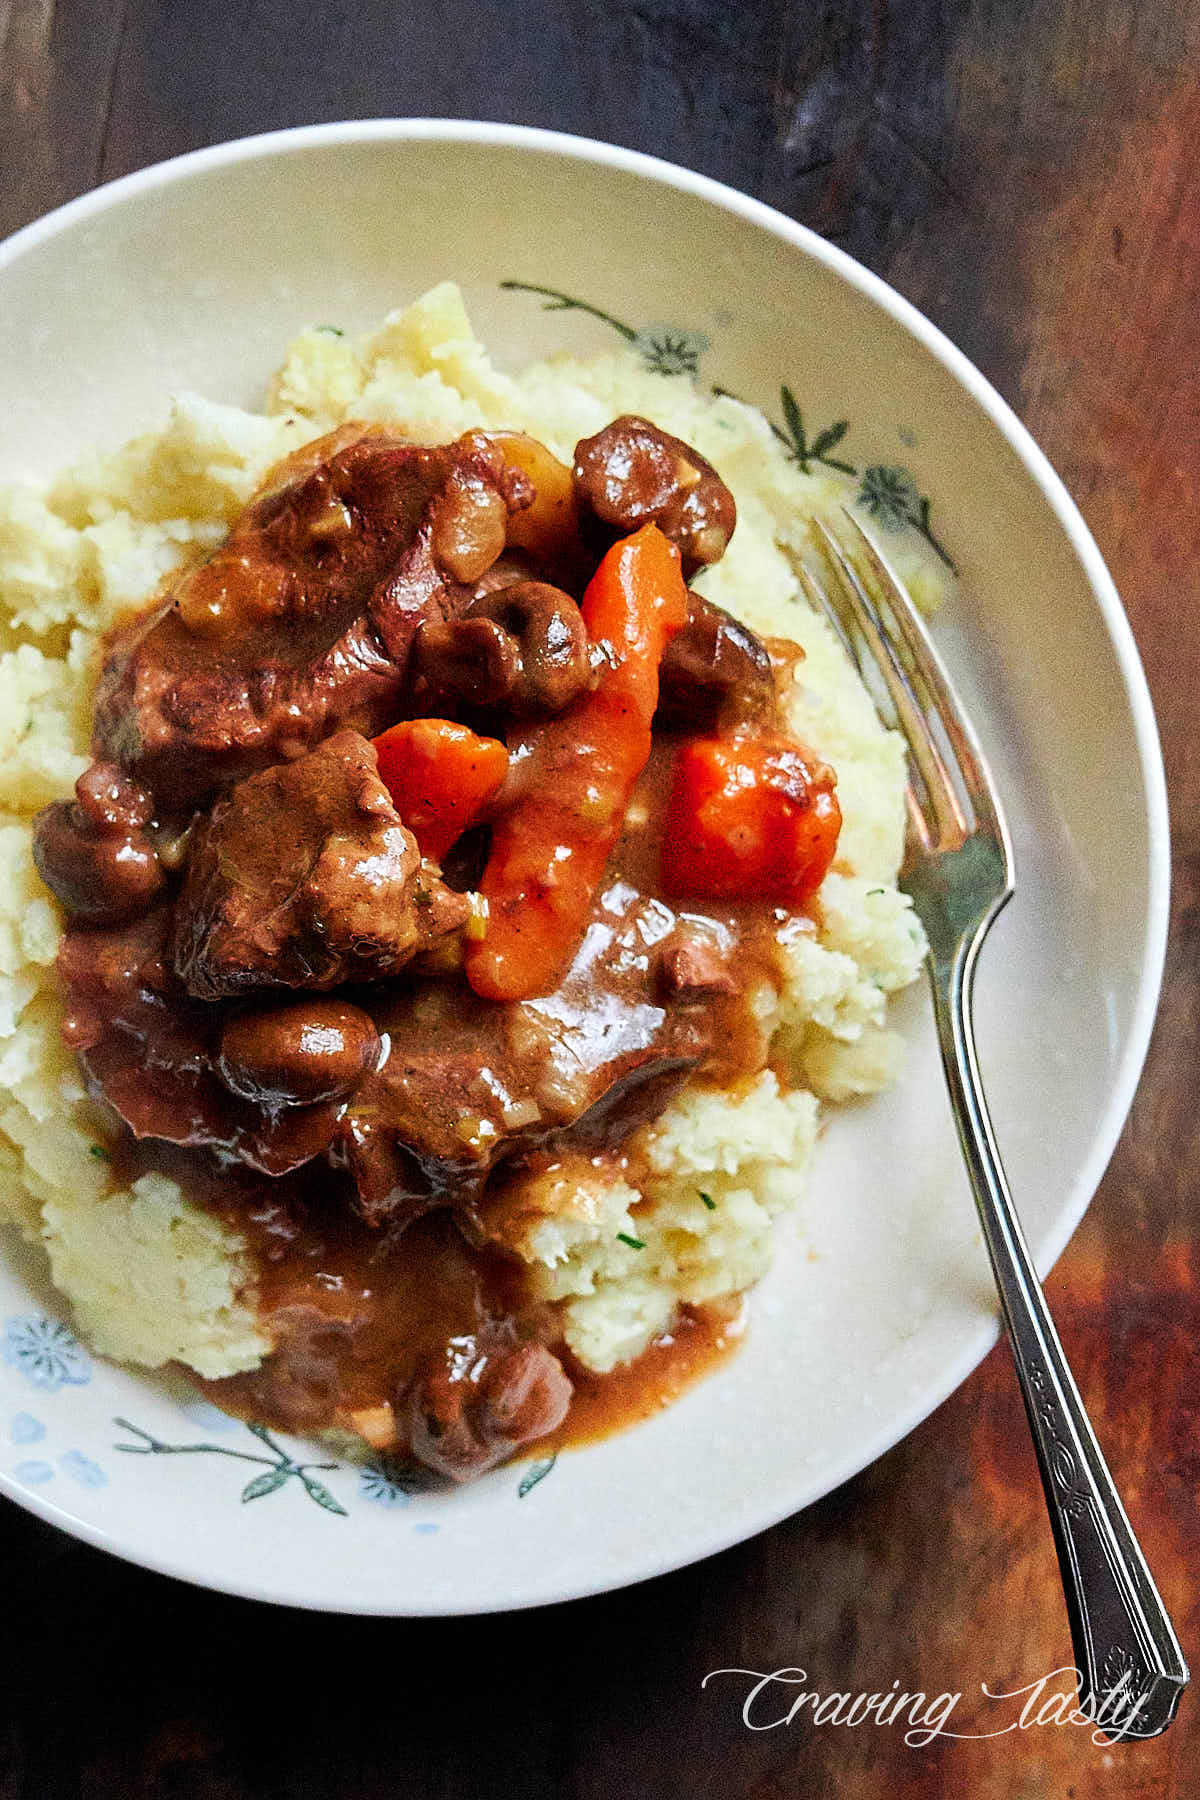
[928, 925, 1189, 1741]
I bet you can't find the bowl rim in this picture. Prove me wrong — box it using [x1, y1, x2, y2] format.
[0, 118, 1171, 1613]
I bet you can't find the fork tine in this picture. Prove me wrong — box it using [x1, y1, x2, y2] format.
[795, 551, 941, 854]
[794, 557, 859, 669]
[799, 548, 937, 857]
[811, 517, 970, 847]
[835, 510, 1004, 843]
[903, 782, 929, 855]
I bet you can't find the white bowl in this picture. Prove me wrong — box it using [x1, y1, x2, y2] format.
[0, 121, 1169, 1614]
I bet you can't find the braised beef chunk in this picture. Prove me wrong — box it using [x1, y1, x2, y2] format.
[573, 416, 737, 576]
[172, 731, 468, 1001]
[658, 931, 740, 998]
[58, 910, 347, 1174]
[330, 881, 711, 1226]
[59, 906, 175, 1060]
[403, 1332, 572, 1483]
[33, 762, 165, 923]
[92, 430, 531, 809]
[330, 984, 530, 1224]
[656, 592, 776, 730]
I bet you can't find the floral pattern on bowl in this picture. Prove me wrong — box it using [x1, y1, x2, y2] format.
[0, 1311, 557, 1521]
[4, 1318, 108, 1491]
[3, 1315, 93, 1392]
[107, 1407, 558, 1514]
[501, 279, 956, 569]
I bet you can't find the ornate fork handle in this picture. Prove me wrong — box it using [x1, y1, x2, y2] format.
[804, 510, 1185, 1734]
[930, 914, 1189, 1740]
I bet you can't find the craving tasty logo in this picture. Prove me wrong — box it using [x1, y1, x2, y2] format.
[701, 1664, 1158, 1745]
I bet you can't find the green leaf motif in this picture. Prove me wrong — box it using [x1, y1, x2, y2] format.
[244, 1420, 282, 1452]
[498, 283, 957, 578]
[771, 389, 857, 476]
[500, 280, 637, 342]
[112, 1416, 349, 1517]
[300, 1473, 349, 1516]
[810, 420, 849, 457]
[517, 1453, 557, 1498]
[780, 385, 806, 456]
[242, 1467, 290, 1503]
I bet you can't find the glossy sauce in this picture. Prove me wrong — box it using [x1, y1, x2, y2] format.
[149, 732, 802, 1455]
[49, 421, 829, 1480]
[204, 1202, 525, 1435]
[537, 1298, 746, 1453]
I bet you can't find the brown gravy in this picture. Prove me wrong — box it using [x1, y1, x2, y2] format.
[200, 1189, 745, 1462]
[91, 734, 797, 1464]
[201, 1205, 525, 1433]
[188, 1136, 745, 1460]
[49, 421, 823, 1478]
[538, 1299, 746, 1455]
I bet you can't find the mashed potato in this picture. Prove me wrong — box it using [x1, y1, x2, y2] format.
[0, 283, 931, 1388]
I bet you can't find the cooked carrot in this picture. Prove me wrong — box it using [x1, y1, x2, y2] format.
[465, 524, 687, 1001]
[660, 732, 841, 906]
[371, 718, 509, 863]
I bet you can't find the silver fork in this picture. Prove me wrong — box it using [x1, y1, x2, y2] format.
[798, 512, 1188, 1742]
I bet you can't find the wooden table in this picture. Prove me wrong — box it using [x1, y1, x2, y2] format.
[1, 5, 1196, 1795]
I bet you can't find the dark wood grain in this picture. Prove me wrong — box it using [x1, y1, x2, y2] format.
[2, 3, 1198, 1796]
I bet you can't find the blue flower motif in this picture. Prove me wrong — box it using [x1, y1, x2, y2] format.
[14, 1459, 54, 1484]
[631, 323, 709, 377]
[2, 1316, 91, 1393]
[10, 1412, 45, 1444]
[59, 1450, 107, 1489]
[358, 1456, 418, 1508]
